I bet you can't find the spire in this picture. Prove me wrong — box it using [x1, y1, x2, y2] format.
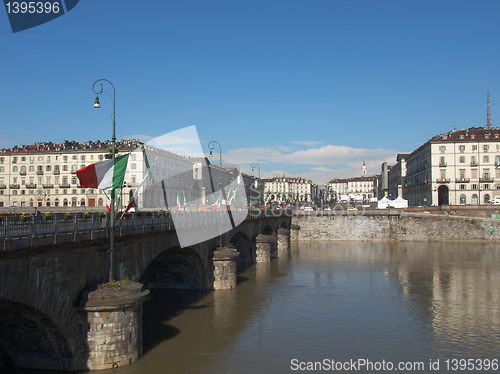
[362, 161, 367, 176]
[487, 91, 492, 130]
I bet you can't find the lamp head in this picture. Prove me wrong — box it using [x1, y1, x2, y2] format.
[93, 96, 101, 108]
[209, 150, 213, 157]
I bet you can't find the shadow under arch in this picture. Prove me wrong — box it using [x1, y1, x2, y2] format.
[262, 225, 273, 236]
[0, 299, 74, 371]
[230, 231, 253, 263]
[141, 246, 209, 290]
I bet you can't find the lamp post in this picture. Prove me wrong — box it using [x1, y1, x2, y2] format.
[251, 162, 261, 233]
[208, 141, 222, 247]
[92, 78, 116, 283]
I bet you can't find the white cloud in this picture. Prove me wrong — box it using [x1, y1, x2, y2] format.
[290, 140, 325, 147]
[225, 143, 399, 183]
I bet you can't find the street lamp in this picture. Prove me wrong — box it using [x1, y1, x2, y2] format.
[208, 141, 222, 247]
[92, 78, 116, 283]
[251, 162, 261, 232]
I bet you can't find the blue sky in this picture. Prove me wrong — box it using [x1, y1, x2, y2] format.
[1, 0, 500, 184]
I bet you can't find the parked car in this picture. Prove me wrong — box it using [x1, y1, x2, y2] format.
[490, 198, 500, 205]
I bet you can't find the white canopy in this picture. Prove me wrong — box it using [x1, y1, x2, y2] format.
[388, 196, 408, 209]
[377, 197, 390, 209]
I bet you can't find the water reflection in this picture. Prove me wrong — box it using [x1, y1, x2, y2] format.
[4, 241, 500, 374]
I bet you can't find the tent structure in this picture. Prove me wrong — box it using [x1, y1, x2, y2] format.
[377, 197, 390, 209]
[388, 196, 408, 209]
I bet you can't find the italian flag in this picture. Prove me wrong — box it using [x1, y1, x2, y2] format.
[76, 154, 129, 190]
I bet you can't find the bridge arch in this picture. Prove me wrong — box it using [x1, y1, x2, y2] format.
[141, 246, 209, 290]
[0, 300, 74, 370]
[229, 231, 253, 263]
[262, 224, 273, 236]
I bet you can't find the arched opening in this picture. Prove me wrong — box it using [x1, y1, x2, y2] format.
[437, 185, 449, 205]
[484, 194, 491, 204]
[262, 225, 273, 235]
[141, 247, 208, 290]
[472, 194, 479, 205]
[460, 194, 466, 205]
[230, 232, 253, 263]
[0, 300, 74, 370]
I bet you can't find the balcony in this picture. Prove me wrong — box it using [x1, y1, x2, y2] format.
[42, 184, 54, 189]
[53, 170, 60, 175]
[470, 161, 478, 167]
[456, 178, 470, 183]
[480, 177, 494, 183]
[59, 183, 71, 188]
[436, 178, 450, 183]
[439, 162, 447, 167]
[0, 185, 6, 189]
[19, 171, 26, 175]
[9, 184, 20, 189]
[25, 183, 37, 189]
[36, 170, 43, 175]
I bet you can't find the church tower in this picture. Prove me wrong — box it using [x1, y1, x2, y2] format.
[487, 91, 492, 130]
[362, 161, 367, 176]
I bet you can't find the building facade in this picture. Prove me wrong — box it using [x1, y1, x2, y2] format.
[404, 127, 500, 206]
[263, 176, 318, 204]
[0, 140, 254, 210]
[328, 163, 377, 202]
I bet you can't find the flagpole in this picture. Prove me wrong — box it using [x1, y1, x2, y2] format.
[208, 141, 222, 247]
[93, 78, 116, 283]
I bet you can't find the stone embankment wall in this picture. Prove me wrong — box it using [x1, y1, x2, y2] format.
[293, 212, 500, 242]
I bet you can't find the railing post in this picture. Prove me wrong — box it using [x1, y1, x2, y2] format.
[74, 215, 78, 236]
[91, 213, 95, 240]
[53, 215, 58, 236]
[31, 215, 36, 238]
[5, 216, 10, 240]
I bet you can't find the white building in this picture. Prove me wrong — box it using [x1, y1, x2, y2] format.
[328, 163, 377, 202]
[0, 139, 253, 210]
[405, 126, 500, 206]
[263, 176, 318, 203]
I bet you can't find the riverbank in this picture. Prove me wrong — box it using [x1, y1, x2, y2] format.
[292, 211, 500, 242]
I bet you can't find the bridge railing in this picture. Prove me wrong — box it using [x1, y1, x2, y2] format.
[0, 209, 285, 246]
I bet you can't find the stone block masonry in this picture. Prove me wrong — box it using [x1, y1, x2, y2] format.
[293, 212, 500, 242]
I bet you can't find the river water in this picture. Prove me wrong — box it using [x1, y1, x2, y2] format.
[9, 241, 500, 373]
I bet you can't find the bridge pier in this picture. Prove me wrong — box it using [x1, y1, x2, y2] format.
[212, 244, 240, 289]
[77, 282, 150, 371]
[290, 224, 300, 241]
[255, 234, 272, 262]
[277, 228, 290, 251]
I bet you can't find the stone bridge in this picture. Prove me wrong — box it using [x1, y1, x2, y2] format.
[0, 212, 293, 371]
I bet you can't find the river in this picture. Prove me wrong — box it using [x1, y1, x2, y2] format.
[8, 241, 500, 373]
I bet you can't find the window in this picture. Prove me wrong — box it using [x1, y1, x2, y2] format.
[72, 177, 77, 184]
[0, 157, 3, 163]
[47, 156, 50, 162]
[131, 163, 137, 170]
[471, 156, 477, 165]
[72, 155, 77, 160]
[484, 184, 490, 190]
[12, 157, 17, 163]
[484, 155, 489, 163]
[472, 184, 478, 190]
[459, 156, 465, 163]
[439, 146, 446, 153]
[484, 144, 489, 152]
[460, 184, 466, 190]
[21, 157, 26, 162]
[63, 156, 68, 162]
[62, 165, 68, 171]
[0, 167, 4, 173]
[440, 156, 446, 166]
[81, 155, 85, 162]
[45, 165, 51, 171]
[12, 166, 18, 172]
[38, 156, 43, 161]
[484, 194, 491, 203]
[440, 170, 446, 179]
[29, 165, 34, 172]
[472, 145, 478, 151]
[459, 145, 465, 153]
